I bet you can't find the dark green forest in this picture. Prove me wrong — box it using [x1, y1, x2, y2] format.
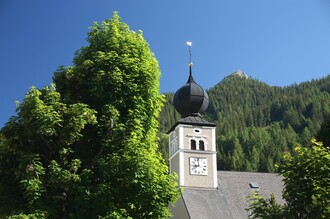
[158, 71, 330, 172]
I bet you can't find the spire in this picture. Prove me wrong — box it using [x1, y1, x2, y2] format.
[187, 41, 195, 83]
[173, 41, 209, 118]
[187, 64, 195, 83]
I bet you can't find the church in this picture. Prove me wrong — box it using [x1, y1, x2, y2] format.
[167, 57, 284, 218]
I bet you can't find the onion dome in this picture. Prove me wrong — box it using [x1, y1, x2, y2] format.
[173, 65, 209, 118]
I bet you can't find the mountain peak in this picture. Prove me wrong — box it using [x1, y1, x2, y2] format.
[217, 70, 253, 87]
[230, 70, 250, 79]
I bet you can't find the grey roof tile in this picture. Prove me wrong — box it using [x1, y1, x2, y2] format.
[180, 171, 284, 219]
[167, 116, 216, 133]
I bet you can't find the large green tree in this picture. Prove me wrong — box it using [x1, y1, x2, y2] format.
[0, 12, 179, 218]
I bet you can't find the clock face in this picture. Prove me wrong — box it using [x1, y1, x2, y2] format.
[189, 157, 207, 175]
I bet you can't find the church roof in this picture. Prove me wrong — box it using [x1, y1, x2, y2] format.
[167, 116, 216, 134]
[180, 171, 284, 219]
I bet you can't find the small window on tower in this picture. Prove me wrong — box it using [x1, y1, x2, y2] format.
[199, 140, 205, 150]
[191, 139, 196, 150]
[193, 128, 201, 134]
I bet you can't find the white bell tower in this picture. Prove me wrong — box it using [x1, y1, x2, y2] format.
[168, 120, 217, 188]
[167, 46, 217, 189]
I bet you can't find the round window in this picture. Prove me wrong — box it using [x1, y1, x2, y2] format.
[193, 128, 201, 134]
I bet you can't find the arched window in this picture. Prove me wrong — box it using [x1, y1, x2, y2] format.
[199, 140, 205, 151]
[191, 139, 196, 150]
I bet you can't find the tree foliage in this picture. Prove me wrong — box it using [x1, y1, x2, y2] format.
[0, 12, 179, 218]
[316, 116, 330, 146]
[281, 140, 330, 218]
[248, 139, 330, 218]
[247, 193, 285, 219]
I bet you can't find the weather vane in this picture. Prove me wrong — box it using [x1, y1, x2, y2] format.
[186, 41, 192, 66]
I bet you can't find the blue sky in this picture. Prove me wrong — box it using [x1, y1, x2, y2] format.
[1, 0, 330, 127]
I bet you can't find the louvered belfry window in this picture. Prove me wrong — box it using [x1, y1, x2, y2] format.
[199, 140, 205, 151]
[191, 139, 196, 150]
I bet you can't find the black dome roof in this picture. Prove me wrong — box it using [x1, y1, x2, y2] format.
[173, 66, 209, 118]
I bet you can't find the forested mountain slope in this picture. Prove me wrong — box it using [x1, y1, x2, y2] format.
[158, 71, 330, 172]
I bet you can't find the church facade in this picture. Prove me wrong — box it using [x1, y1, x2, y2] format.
[168, 62, 284, 218]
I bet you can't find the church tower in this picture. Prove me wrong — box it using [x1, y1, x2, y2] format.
[167, 46, 217, 189]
